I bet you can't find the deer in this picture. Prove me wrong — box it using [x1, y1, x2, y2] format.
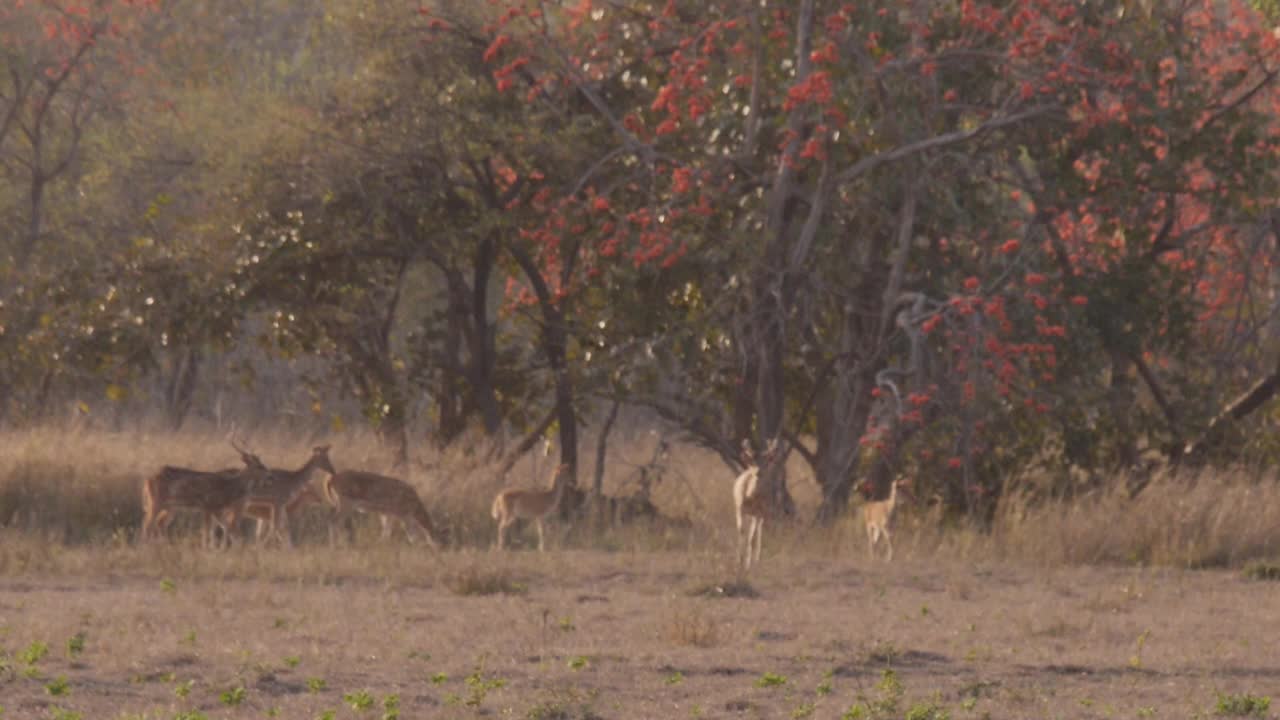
[863, 478, 907, 561]
[491, 464, 569, 551]
[140, 442, 266, 549]
[732, 437, 782, 571]
[235, 445, 337, 548]
[323, 466, 443, 549]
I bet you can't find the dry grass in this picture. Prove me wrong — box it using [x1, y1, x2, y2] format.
[3, 427, 1280, 573]
[1, 428, 1280, 716]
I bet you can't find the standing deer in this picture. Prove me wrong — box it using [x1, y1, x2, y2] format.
[732, 438, 782, 571]
[140, 443, 266, 549]
[863, 478, 906, 561]
[323, 467, 442, 548]
[491, 464, 569, 551]
[236, 445, 337, 548]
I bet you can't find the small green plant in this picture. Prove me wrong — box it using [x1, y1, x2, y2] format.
[1136, 707, 1156, 718]
[430, 672, 448, 685]
[283, 655, 301, 669]
[792, 701, 816, 719]
[266, 708, 280, 718]
[1215, 692, 1271, 717]
[47, 707, 80, 720]
[174, 679, 194, 699]
[452, 666, 506, 708]
[1129, 630, 1151, 669]
[160, 578, 177, 594]
[180, 630, 197, 647]
[558, 616, 576, 632]
[344, 689, 375, 711]
[816, 669, 834, 696]
[755, 671, 788, 688]
[220, 685, 246, 707]
[843, 669, 904, 720]
[306, 677, 327, 693]
[172, 711, 209, 720]
[317, 712, 336, 720]
[272, 617, 288, 629]
[665, 671, 684, 686]
[20, 640, 49, 666]
[65, 632, 86, 658]
[382, 694, 400, 720]
[44, 675, 70, 696]
[568, 655, 589, 671]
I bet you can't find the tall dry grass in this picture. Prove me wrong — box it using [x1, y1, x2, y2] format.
[2, 426, 1279, 575]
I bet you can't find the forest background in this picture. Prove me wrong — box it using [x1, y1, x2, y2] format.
[5, 0, 1280, 538]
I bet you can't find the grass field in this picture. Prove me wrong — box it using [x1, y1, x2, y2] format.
[0, 427, 1278, 718]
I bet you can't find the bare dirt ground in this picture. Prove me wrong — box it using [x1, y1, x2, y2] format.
[0, 547, 1277, 720]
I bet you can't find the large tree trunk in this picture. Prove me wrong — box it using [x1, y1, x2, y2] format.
[508, 244, 580, 491]
[468, 236, 502, 434]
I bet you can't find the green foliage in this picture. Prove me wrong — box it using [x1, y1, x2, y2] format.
[843, 669, 904, 720]
[65, 632, 86, 658]
[219, 685, 246, 707]
[307, 677, 327, 693]
[1215, 692, 1271, 717]
[755, 672, 787, 688]
[20, 641, 48, 667]
[44, 675, 69, 696]
[344, 689, 375, 711]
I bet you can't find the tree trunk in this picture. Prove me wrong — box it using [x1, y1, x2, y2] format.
[164, 347, 200, 430]
[508, 244, 579, 491]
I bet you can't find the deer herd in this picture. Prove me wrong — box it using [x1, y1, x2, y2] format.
[140, 436, 908, 570]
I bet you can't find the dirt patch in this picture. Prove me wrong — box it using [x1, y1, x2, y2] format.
[0, 552, 1276, 718]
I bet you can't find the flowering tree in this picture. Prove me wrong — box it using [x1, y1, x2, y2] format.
[440, 0, 1280, 518]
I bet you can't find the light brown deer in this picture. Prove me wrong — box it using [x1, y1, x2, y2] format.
[140, 446, 266, 549]
[236, 445, 336, 548]
[242, 483, 326, 543]
[732, 438, 781, 571]
[323, 468, 442, 548]
[863, 478, 906, 561]
[491, 464, 569, 551]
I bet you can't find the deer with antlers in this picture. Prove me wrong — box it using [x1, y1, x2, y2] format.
[732, 438, 784, 571]
[140, 440, 266, 549]
[235, 445, 337, 548]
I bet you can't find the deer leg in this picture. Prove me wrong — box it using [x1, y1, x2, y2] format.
[747, 515, 757, 566]
[536, 518, 546, 552]
[277, 507, 292, 548]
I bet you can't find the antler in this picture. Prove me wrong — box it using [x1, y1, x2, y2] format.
[227, 425, 265, 469]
